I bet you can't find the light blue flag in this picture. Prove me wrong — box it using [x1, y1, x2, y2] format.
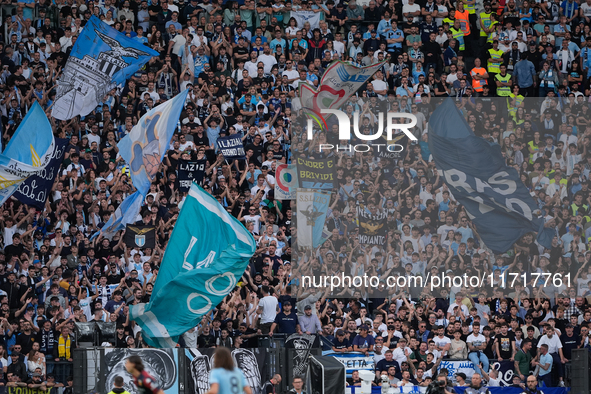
[428, 99, 554, 254]
[129, 183, 256, 347]
[0, 102, 54, 205]
[52, 15, 158, 120]
[296, 189, 330, 249]
[90, 191, 143, 241]
[118, 89, 188, 195]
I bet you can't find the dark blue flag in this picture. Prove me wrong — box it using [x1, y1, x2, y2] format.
[217, 134, 246, 160]
[428, 99, 553, 254]
[14, 138, 69, 209]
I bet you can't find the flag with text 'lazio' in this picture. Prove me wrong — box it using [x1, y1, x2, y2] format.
[428, 99, 554, 254]
[118, 89, 188, 196]
[90, 190, 143, 241]
[0, 102, 54, 206]
[129, 183, 256, 348]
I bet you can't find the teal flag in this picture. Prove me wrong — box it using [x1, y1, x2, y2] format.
[129, 183, 256, 347]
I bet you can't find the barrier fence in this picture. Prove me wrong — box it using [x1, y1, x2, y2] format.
[69, 345, 587, 394]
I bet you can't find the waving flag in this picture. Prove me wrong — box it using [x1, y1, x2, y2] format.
[129, 183, 256, 348]
[296, 189, 330, 249]
[91, 191, 143, 240]
[14, 138, 68, 209]
[0, 102, 54, 205]
[118, 90, 188, 195]
[52, 15, 158, 120]
[299, 60, 387, 115]
[428, 99, 553, 253]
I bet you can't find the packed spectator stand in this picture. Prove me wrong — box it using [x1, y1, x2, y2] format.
[0, 0, 589, 392]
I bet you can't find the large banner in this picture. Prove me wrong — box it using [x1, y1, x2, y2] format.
[322, 351, 375, 377]
[357, 207, 388, 246]
[184, 348, 266, 394]
[119, 90, 189, 195]
[100, 348, 179, 394]
[428, 99, 554, 253]
[296, 190, 330, 249]
[14, 138, 68, 209]
[275, 163, 297, 200]
[296, 156, 335, 190]
[299, 60, 388, 116]
[490, 360, 518, 386]
[178, 159, 206, 192]
[290, 10, 321, 29]
[52, 15, 157, 120]
[216, 134, 246, 160]
[129, 183, 256, 347]
[437, 359, 477, 383]
[0, 102, 55, 206]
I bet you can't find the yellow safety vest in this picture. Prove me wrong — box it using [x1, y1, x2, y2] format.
[508, 93, 524, 116]
[464, 0, 476, 14]
[495, 73, 511, 96]
[487, 48, 504, 73]
[450, 27, 465, 51]
[480, 11, 492, 37]
[455, 9, 471, 35]
[486, 21, 498, 43]
[442, 17, 455, 27]
[471, 67, 488, 91]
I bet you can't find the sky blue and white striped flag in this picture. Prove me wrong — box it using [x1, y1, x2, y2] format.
[52, 15, 157, 120]
[129, 183, 256, 348]
[118, 89, 188, 196]
[0, 102, 54, 205]
[90, 191, 143, 241]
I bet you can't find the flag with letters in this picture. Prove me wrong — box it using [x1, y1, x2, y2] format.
[14, 138, 69, 209]
[428, 99, 554, 254]
[52, 15, 158, 120]
[118, 89, 188, 195]
[124, 225, 155, 249]
[129, 182, 256, 348]
[0, 102, 55, 206]
[216, 134, 246, 160]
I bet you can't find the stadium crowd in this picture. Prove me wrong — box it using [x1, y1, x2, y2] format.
[0, 0, 589, 392]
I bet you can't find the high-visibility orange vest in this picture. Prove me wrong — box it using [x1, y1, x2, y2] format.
[470, 67, 487, 92]
[455, 9, 471, 36]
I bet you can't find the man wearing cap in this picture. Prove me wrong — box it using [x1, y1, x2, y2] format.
[332, 329, 352, 352]
[270, 301, 300, 335]
[559, 324, 578, 363]
[352, 325, 375, 356]
[7, 352, 27, 382]
[299, 305, 322, 335]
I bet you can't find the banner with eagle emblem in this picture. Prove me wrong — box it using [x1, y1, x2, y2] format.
[124, 225, 156, 249]
[357, 205, 388, 246]
[296, 189, 330, 249]
[52, 15, 158, 120]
